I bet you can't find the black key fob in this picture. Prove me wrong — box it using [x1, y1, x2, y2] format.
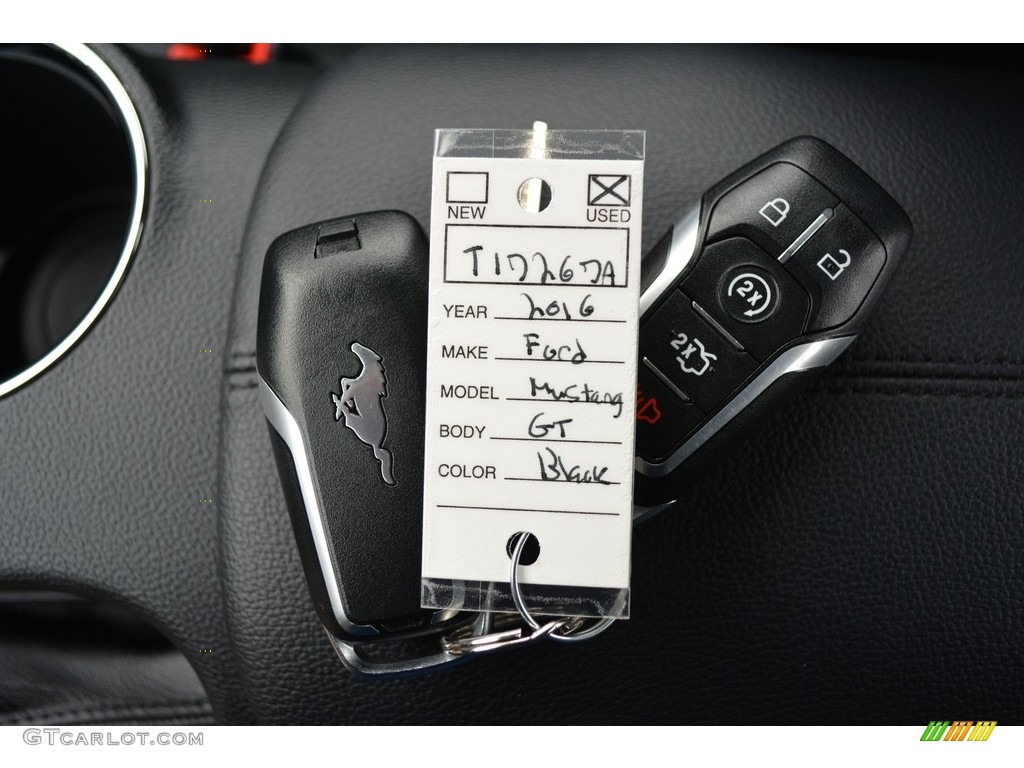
[257, 211, 465, 648]
[633, 137, 912, 513]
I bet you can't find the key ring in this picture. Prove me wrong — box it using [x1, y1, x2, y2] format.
[508, 531, 617, 644]
[440, 531, 618, 655]
[441, 614, 567, 656]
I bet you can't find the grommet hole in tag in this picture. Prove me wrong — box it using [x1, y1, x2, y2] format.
[505, 531, 540, 566]
[517, 178, 552, 212]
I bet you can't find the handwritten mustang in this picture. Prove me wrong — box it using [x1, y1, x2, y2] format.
[331, 342, 395, 485]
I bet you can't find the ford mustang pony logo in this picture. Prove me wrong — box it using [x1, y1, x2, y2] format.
[331, 342, 395, 485]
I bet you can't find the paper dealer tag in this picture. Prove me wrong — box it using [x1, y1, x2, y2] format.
[421, 127, 645, 619]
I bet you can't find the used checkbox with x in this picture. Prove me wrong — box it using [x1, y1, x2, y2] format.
[588, 174, 631, 206]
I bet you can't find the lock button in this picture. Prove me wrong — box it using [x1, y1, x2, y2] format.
[785, 204, 887, 331]
[706, 162, 839, 258]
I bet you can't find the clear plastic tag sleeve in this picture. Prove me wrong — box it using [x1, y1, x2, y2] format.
[421, 127, 645, 620]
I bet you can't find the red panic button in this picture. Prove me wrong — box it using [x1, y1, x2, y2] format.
[636, 389, 663, 425]
[635, 364, 705, 462]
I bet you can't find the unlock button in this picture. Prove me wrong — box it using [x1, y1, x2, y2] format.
[787, 204, 887, 331]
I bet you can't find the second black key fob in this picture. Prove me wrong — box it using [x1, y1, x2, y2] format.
[634, 137, 912, 513]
